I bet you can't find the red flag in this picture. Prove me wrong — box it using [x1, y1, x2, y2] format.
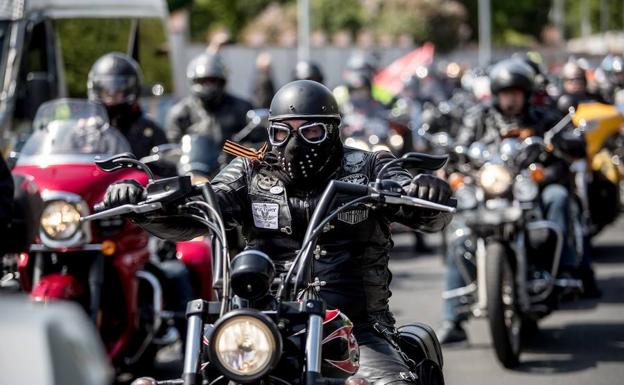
[373, 43, 435, 96]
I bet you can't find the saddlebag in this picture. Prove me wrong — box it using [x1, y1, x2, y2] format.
[396, 322, 444, 369]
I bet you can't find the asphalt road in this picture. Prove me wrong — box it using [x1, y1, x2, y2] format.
[389, 218, 624, 385]
[153, 219, 624, 385]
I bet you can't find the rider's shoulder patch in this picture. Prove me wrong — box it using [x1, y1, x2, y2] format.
[343, 151, 367, 173]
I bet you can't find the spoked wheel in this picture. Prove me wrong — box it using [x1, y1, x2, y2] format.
[485, 242, 522, 368]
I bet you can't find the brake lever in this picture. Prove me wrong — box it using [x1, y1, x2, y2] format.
[80, 202, 163, 222]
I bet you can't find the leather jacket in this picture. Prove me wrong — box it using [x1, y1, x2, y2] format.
[457, 103, 570, 187]
[111, 106, 168, 160]
[137, 147, 452, 328]
[165, 94, 253, 144]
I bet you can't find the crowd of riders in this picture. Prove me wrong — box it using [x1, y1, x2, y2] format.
[2, 46, 624, 382]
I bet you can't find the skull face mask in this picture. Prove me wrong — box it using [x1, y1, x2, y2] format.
[267, 119, 343, 186]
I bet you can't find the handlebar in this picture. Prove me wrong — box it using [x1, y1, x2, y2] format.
[80, 202, 164, 222]
[83, 181, 455, 224]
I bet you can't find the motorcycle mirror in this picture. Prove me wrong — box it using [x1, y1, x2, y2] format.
[400, 152, 448, 171]
[95, 152, 155, 181]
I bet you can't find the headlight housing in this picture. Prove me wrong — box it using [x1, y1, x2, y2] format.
[209, 310, 282, 383]
[39, 191, 91, 248]
[41, 201, 82, 240]
[479, 164, 513, 196]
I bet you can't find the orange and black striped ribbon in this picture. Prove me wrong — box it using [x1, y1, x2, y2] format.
[223, 140, 268, 161]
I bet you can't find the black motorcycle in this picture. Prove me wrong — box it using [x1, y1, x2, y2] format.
[444, 137, 583, 368]
[82, 152, 453, 385]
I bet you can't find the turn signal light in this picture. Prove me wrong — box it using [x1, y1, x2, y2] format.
[102, 240, 116, 256]
[529, 164, 545, 183]
[449, 173, 465, 191]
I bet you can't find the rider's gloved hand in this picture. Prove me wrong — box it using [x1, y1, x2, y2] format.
[103, 180, 146, 208]
[406, 174, 451, 204]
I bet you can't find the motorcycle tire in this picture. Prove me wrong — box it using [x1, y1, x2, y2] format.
[485, 242, 522, 368]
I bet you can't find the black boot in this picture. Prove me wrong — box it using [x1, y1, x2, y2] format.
[436, 321, 467, 344]
[578, 266, 602, 299]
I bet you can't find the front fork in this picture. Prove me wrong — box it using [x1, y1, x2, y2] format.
[89, 253, 105, 324]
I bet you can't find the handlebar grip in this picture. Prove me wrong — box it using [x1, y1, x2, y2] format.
[332, 180, 370, 197]
[93, 202, 106, 213]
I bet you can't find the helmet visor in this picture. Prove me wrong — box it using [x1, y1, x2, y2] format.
[90, 75, 138, 106]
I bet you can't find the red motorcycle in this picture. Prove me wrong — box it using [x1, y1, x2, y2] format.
[11, 99, 213, 371]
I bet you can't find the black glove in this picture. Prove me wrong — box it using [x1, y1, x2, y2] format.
[406, 174, 451, 205]
[103, 180, 146, 208]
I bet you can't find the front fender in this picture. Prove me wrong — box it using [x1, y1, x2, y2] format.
[31, 274, 84, 302]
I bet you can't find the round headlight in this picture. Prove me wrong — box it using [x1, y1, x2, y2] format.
[513, 175, 539, 202]
[41, 201, 81, 240]
[389, 134, 404, 149]
[479, 164, 513, 196]
[210, 311, 281, 383]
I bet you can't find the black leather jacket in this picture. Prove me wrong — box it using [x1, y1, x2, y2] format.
[165, 94, 253, 144]
[457, 103, 570, 187]
[138, 147, 452, 328]
[111, 106, 168, 159]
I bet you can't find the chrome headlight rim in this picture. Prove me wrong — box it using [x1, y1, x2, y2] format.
[209, 309, 282, 383]
[479, 163, 513, 197]
[39, 191, 91, 249]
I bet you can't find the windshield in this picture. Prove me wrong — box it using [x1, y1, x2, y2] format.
[18, 99, 131, 165]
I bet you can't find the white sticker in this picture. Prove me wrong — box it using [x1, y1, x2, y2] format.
[252, 202, 279, 229]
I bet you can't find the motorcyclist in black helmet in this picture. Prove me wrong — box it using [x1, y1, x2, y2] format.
[293, 60, 325, 84]
[597, 54, 624, 104]
[103, 80, 453, 385]
[165, 52, 253, 171]
[87, 52, 167, 159]
[438, 58, 585, 344]
[556, 61, 604, 114]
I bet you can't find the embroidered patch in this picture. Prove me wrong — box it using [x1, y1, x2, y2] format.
[343, 151, 366, 173]
[337, 208, 369, 225]
[256, 174, 278, 191]
[252, 202, 279, 229]
[339, 173, 369, 185]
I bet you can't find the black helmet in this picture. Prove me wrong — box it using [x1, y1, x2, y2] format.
[489, 59, 535, 95]
[186, 52, 227, 81]
[269, 80, 341, 122]
[87, 52, 142, 107]
[346, 51, 378, 74]
[561, 61, 586, 82]
[187, 52, 227, 104]
[293, 60, 324, 84]
[344, 70, 372, 91]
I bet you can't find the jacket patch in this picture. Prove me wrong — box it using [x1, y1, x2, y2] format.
[337, 208, 369, 225]
[339, 173, 369, 185]
[337, 173, 369, 224]
[252, 202, 279, 229]
[343, 151, 366, 173]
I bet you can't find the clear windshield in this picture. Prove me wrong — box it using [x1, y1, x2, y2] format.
[18, 99, 131, 164]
